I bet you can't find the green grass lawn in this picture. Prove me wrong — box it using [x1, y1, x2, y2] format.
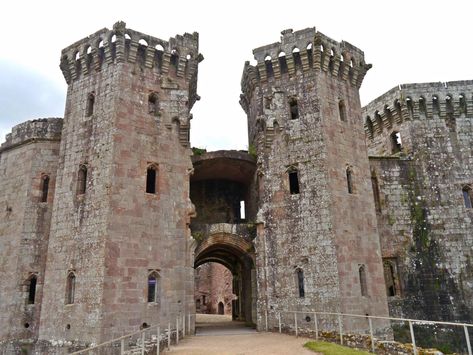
[304, 341, 372, 355]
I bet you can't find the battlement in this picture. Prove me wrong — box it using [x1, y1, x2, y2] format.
[241, 27, 371, 100]
[362, 80, 473, 139]
[60, 21, 202, 84]
[0, 118, 63, 153]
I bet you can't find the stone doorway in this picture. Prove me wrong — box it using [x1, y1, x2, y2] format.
[194, 232, 256, 325]
[218, 302, 224, 315]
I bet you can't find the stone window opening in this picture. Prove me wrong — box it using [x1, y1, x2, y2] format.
[27, 274, 37, 305]
[406, 97, 414, 118]
[278, 52, 288, 74]
[77, 165, 88, 196]
[306, 43, 313, 67]
[346, 166, 354, 194]
[148, 93, 159, 116]
[462, 186, 472, 208]
[391, 131, 402, 154]
[66, 271, 76, 305]
[383, 258, 400, 297]
[432, 95, 440, 115]
[371, 173, 381, 213]
[41, 175, 50, 203]
[289, 97, 299, 120]
[296, 268, 305, 298]
[292, 47, 302, 68]
[419, 97, 427, 116]
[288, 169, 300, 195]
[459, 94, 467, 115]
[359, 264, 368, 297]
[240, 200, 246, 220]
[86, 92, 95, 117]
[264, 55, 273, 77]
[146, 164, 158, 194]
[147, 270, 160, 303]
[170, 49, 179, 74]
[338, 99, 347, 122]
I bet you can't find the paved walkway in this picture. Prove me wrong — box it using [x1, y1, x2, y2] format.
[166, 314, 316, 355]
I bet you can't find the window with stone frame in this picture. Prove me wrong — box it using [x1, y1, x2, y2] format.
[288, 168, 300, 195]
[146, 164, 158, 194]
[27, 274, 37, 305]
[346, 166, 354, 194]
[289, 97, 299, 120]
[338, 99, 347, 122]
[371, 173, 381, 213]
[462, 186, 473, 208]
[383, 258, 401, 297]
[147, 270, 160, 303]
[66, 271, 76, 305]
[77, 165, 87, 196]
[41, 175, 50, 202]
[86, 92, 95, 117]
[296, 268, 305, 298]
[359, 264, 368, 297]
[148, 93, 159, 116]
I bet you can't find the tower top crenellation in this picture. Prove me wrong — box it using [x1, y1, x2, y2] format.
[60, 21, 201, 85]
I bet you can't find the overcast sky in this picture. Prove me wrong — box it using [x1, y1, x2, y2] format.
[1, 0, 472, 150]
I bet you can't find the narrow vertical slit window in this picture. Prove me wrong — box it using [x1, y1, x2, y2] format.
[289, 170, 300, 195]
[146, 165, 157, 194]
[289, 98, 299, 120]
[338, 99, 347, 122]
[77, 165, 87, 196]
[346, 167, 354, 194]
[27, 275, 37, 305]
[371, 174, 381, 213]
[359, 265, 368, 297]
[297, 269, 305, 298]
[462, 186, 472, 208]
[86, 93, 95, 117]
[41, 175, 50, 202]
[66, 272, 76, 305]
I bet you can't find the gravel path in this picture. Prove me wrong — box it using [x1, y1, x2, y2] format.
[166, 314, 317, 355]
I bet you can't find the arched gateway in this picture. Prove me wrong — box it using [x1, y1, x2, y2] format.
[190, 151, 257, 324]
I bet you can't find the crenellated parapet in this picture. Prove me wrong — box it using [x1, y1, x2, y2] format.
[240, 27, 371, 100]
[0, 118, 63, 153]
[60, 21, 202, 85]
[362, 80, 473, 140]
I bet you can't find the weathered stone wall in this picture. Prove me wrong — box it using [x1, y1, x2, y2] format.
[36, 21, 201, 350]
[194, 262, 234, 315]
[241, 28, 389, 332]
[0, 118, 62, 344]
[364, 81, 473, 323]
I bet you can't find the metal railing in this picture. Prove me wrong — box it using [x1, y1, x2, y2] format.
[265, 310, 473, 355]
[71, 313, 193, 355]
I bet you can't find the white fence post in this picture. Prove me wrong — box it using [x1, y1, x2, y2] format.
[408, 320, 417, 355]
[265, 310, 268, 331]
[294, 312, 298, 337]
[141, 331, 145, 355]
[338, 314, 343, 345]
[176, 317, 179, 344]
[464, 325, 472, 355]
[157, 326, 160, 355]
[278, 313, 282, 333]
[188, 313, 191, 335]
[183, 314, 186, 337]
[167, 322, 171, 350]
[368, 317, 375, 353]
[120, 338, 125, 354]
[314, 312, 318, 341]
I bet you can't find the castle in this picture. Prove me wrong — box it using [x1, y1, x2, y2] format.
[0, 21, 472, 353]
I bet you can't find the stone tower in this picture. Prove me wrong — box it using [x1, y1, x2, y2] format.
[0, 118, 62, 343]
[240, 28, 389, 331]
[38, 22, 201, 346]
[363, 81, 473, 324]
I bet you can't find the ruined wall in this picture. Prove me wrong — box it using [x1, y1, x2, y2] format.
[240, 28, 389, 332]
[194, 262, 234, 315]
[38, 21, 201, 349]
[0, 119, 62, 344]
[364, 81, 473, 323]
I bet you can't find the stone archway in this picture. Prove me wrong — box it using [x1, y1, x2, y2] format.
[194, 232, 256, 324]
